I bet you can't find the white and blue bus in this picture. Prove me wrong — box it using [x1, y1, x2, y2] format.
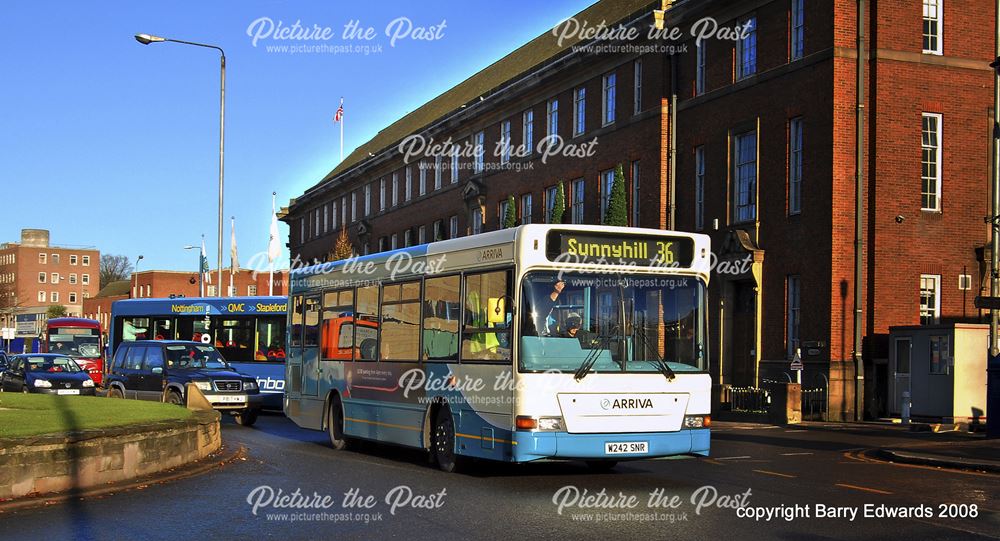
[284, 225, 711, 471]
[109, 296, 288, 408]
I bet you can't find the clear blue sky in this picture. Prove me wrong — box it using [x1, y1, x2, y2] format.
[0, 0, 593, 274]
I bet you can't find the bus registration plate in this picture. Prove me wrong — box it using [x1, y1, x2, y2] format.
[605, 441, 648, 455]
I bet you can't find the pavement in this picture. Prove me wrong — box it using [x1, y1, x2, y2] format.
[0, 414, 996, 540]
[876, 438, 999, 473]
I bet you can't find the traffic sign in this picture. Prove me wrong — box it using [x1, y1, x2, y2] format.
[790, 348, 804, 371]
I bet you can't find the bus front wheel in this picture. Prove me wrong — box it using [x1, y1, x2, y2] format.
[432, 408, 464, 473]
[329, 395, 352, 450]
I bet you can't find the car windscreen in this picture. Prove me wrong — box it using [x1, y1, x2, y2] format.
[164, 345, 230, 370]
[21, 356, 83, 373]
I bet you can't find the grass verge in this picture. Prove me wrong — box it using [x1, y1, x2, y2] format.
[0, 393, 191, 439]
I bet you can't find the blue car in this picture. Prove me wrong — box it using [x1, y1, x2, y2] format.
[0, 353, 97, 395]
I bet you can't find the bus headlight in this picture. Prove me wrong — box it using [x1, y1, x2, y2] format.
[33, 379, 52, 388]
[683, 415, 711, 428]
[82, 379, 95, 388]
[194, 381, 212, 391]
[515, 416, 564, 431]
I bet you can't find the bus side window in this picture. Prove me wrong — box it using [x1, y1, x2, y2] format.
[380, 281, 421, 361]
[461, 270, 512, 362]
[303, 297, 321, 347]
[290, 296, 304, 348]
[355, 285, 379, 361]
[322, 289, 354, 360]
[423, 275, 460, 361]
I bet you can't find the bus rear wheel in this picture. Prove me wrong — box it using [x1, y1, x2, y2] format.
[329, 395, 352, 450]
[432, 407, 463, 473]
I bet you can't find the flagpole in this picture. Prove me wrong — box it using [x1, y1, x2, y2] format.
[270, 192, 276, 296]
[200, 234, 205, 297]
[339, 96, 344, 163]
[229, 216, 235, 298]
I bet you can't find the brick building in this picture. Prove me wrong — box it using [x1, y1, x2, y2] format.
[0, 229, 100, 330]
[282, 0, 993, 420]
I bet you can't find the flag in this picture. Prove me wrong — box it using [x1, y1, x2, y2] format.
[200, 238, 211, 284]
[268, 208, 282, 263]
[334, 98, 344, 122]
[230, 217, 240, 275]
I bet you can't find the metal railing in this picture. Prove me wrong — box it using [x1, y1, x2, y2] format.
[801, 386, 827, 421]
[725, 386, 771, 413]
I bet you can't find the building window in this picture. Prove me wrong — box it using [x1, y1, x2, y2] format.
[299, 218, 305, 243]
[207, 285, 217, 297]
[82, 255, 90, 266]
[433, 220, 444, 241]
[378, 237, 386, 252]
[959, 274, 972, 290]
[600, 169, 615, 219]
[631, 161, 640, 226]
[38, 291, 45, 303]
[736, 16, 757, 80]
[434, 155, 443, 190]
[791, 0, 805, 60]
[248, 285, 257, 296]
[500, 120, 511, 164]
[546, 99, 558, 138]
[602, 72, 616, 125]
[923, 0, 943, 55]
[545, 185, 558, 223]
[789, 117, 803, 214]
[473, 131, 485, 174]
[333, 200, 339, 227]
[405, 166, 413, 201]
[327, 204, 333, 233]
[450, 148, 459, 183]
[520, 194, 533, 225]
[734, 130, 758, 223]
[314, 208, 320, 236]
[404, 229, 412, 247]
[921, 113, 942, 211]
[573, 87, 586, 136]
[695, 42, 706, 96]
[419, 162, 427, 196]
[69, 292, 77, 304]
[52, 254, 59, 264]
[341, 196, 347, 226]
[418, 225, 427, 244]
[38, 272, 46, 283]
[51, 273, 59, 285]
[39, 253, 46, 264]
[571, 179, 585, 224]
[929, 335, 949, 374]
[351, 192, 357, 222]
[470, 207, 483, 235]
[633, 58, 642, 115]
[380, 177, 386, 211]
[364, 184, 372, 216]
[449, 215, 459, 239]
[920, 274, 941, 325]
[499, 198, 511, 228]
[522, 109, 534, 153]
[787, 275, 801, 359]
[391, 234, 398, 250]
[69, 273, 77, 285]
[70, 255, 78, 265]
[51, 291, 59, 303]
[392, 172, 399, 207]
[695, 146, 705, 230]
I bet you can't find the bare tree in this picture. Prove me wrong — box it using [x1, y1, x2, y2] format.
[100, 254, 133, 289]
[0, 282, 21, 329]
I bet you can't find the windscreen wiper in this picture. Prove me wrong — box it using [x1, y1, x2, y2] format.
[573, 329, 617, 381]
[634, 327, 675, 382]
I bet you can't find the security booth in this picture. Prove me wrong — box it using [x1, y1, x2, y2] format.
[888, 323, 988, 424]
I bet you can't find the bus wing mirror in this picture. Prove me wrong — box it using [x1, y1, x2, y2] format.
[487, 298, 506, 325]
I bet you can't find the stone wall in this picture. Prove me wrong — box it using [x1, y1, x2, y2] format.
[0, 410, 220, 500]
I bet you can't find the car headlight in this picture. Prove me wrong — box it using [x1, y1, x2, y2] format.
[194, 381, 212, 391]
[244, 380, 258, 390]
[82, 379, 94, 388]
[33, 379, 51, 388]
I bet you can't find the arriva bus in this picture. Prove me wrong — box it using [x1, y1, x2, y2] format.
[44, 317, 104, 385]
[109, 296, 288, 408]
[284, 225, 711, 472]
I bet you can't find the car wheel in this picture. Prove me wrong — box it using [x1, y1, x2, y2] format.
[328, 395, 353, 450]
[166, 390, 184, 406]
[234, 409, 258, 427]
[107, 387, 124, 399]
[585, 460, 619, 472]
[432, 407, 464, 473]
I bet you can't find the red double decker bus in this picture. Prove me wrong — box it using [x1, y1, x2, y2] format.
[44, 317, 104, 386]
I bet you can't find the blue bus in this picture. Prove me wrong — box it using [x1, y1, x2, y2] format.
[109, 296, 288, 408]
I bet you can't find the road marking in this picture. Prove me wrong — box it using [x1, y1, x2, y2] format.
[784, 430, 807, 433]
[703, 458, 726, 466]
[910, 517, 1000, 540]
[780, 452, 814, 456]
[716, 455, 751, 460]
[753, 469, 797, 478]
[835, 483, 893, 495]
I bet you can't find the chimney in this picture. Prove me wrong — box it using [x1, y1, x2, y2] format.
[20, 229, 50, 248]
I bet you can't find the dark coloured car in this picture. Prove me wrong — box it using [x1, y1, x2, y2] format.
[0, 354, 97, 395]
[104, 340, 262, 426]
[0, 351, 8, 373]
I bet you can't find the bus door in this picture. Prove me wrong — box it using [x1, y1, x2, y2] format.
[300, 295, 321, 396]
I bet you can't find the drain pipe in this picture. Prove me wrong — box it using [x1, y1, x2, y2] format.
[669, 53, 678, 230]
[853, 0, 866, 422]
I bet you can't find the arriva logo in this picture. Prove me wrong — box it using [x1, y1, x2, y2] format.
[601, 398, 653, 410]
[258, 376, 286, 392]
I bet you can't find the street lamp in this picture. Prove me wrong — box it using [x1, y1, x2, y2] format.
[136, 33, 226, 296]
[132, 255, 144, 298]
[183, 244, 204, 297]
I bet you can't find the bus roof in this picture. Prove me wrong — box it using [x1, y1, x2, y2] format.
[47, 317, 100, 329]
[110, 296, 288, 317]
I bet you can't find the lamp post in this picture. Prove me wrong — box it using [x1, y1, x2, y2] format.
[132, 255, 144, 299]
[183, 244, 203, 297]
[136, 33, 225, 296]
